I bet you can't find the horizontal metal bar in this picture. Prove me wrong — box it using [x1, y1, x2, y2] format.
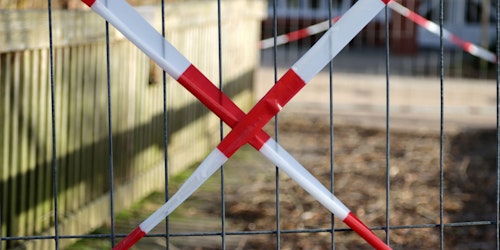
[2, 220, 496, 241]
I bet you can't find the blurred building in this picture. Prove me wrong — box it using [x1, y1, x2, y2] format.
[261, 0, 496, 55]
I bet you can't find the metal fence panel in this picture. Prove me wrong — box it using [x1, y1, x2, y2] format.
[1, 0, 499, 249]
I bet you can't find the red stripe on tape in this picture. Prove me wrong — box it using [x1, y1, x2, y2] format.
[463, 42, 474, 52]
[343, 212, 391, 250]
[177, 65, 270, 148]
[449, 35, 473, 52]
[113, 227, 146, 250]
[407, 11, 430, 28]
[178, 65, 242, 127]
[287, 29, 311, 42]
[81, 0, 96, 7]
[217, 69, 305, 156]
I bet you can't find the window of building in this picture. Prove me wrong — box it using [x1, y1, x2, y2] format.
[308, 0, 321, 9]
[465, 0, 496, 24]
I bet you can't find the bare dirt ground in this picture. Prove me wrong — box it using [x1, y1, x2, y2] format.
[87, 110, 498, 250]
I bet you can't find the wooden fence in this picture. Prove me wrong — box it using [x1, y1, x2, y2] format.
[0, 1, 266, 249]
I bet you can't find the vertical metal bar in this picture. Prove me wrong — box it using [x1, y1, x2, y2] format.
[439, 0, 445, 249]
[496, 0, 500, 248]
[105, 21, 116, 248]
[327, 0, 335, 249]
[47, 0, 59, 248]
[217, 0, 227, 248]
[0, 184, 2, 250]
[272, 0, 281, 248]
[0, 52, 2, 247]
[0, 52, 1, 246]
[384, 4, 391, 247]
[160, 0, 170, 249]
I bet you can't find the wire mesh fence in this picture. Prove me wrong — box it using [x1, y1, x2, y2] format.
[1, 0, 500, 249]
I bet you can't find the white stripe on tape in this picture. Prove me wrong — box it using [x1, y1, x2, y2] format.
[92, 0, 191, 79]
[388, 0, 496, 63]
[292, 0, 386, 83]
[139, 148, 227, 233]
[259, 138, 350, 220]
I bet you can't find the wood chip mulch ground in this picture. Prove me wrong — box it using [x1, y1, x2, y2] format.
[84, 112, 497, 250]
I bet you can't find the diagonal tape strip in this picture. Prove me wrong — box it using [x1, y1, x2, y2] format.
[387, 0, 497, 63]
[82, 0, 391, 249]
[260, 0, 497, 63]
[260, 16, 341, 49]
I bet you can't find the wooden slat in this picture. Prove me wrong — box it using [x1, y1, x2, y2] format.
[10, 52, 21, 239]
[32, 49, 46, 234]
[25, 49, 37, 237]
[108, 40, 118, 190]
[71, 45, 80, 214]
[87, 43, 98, 201]
[55, 46, 69, 221]
[79, 43, 93, 206]
[125, 44, 137, 180]
[41, 48, 53, 232]
[0, 52, 9, 249]
[64, 45, 75, 217]
[93, 41, 108, 197]
[114, 41, 125, 180]
[17, 50, 28, 237]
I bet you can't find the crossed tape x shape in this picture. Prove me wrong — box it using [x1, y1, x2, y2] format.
[82, 0, 392, 249]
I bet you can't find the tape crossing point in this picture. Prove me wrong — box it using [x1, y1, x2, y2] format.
[82, 0, 392, 249]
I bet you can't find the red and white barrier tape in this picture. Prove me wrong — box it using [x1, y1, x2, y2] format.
[82, 0, 391, 249]
[260, 0, 497, 63]
[387, 0, 497, 63]
[260, 16, 341, 49]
